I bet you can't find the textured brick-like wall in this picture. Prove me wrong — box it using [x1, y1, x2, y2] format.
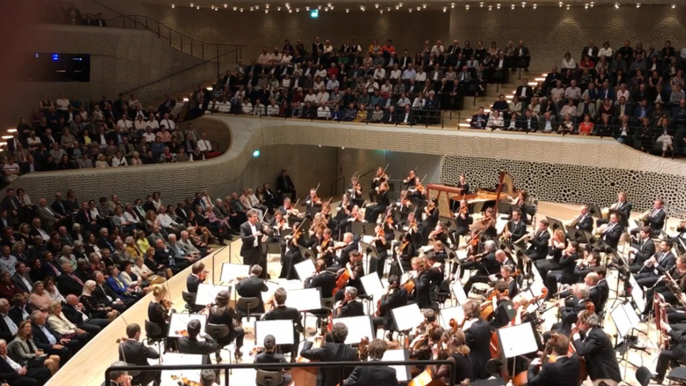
[9, 116, 686, 216]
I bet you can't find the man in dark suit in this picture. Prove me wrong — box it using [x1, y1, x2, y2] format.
[463, 301, 491, 380]
[186, 262, 206, 294]
[300, 322, 359, 386]
[372, 276, 408, 335]
[644, 199, 667, 236]
[0, 338, 51, 386]
[236, 265, 269, 314]
[343, 339, 397, 386]
[93, 271, 129, 313]
[178, 319, 218, 364]
[254, 335, 291, 386]
[581, 40, 599, 62]
[304, 260, 337, 297]
[276, 170, 296, 201]
[29, 311, 72, 365]
[573, 310, 622, 383]
[56, 262, 84, 297]
[503, 209, 527, 244]
[382, 106, 399, 124]
[0, 299, 17, 343]
[11, 263, 33, 294]
[240, 210, 266, 278]
[635, 240, 676, 289]
[118, 323, 160, 386]
[515, 78, 534, 104]
[63, 294, 109, 334]
[463, 241, 499, 294]
[8, 295, 30, 326]
[335, 287, 364, 318]
[51, 192, 69, 220]
[525, 220, 551, 262]
[655, 322, 686, 383]
[599, 213, 623, 251]
[334, 233, 358, 268]
[526, 333, 580, 386]
[629, 226, 657, 273]
[555, 284, 594, 336]
[0, 189, 21, 226]
[262, 288, 303, 357]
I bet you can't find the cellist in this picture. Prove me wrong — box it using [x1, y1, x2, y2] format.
[527, 333, 582, 386]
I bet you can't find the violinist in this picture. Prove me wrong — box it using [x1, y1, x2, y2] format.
[371, 275, 408, 338]
[421, 198, 440, 241]
[304, 259, 337, 300]
[425, 252, 444, 302]
[185, 262, 208, 313]
[207, 290, 244, 361]
[395, 190, 413, 222]
[334, 194, 353, 234]
[343, 206, 366, 234]
[147, 284, 177, 351]
[364, 181, 390, 223]
[269, 211, 288, 242]
[382, 214, 395, 243]
[402, 169, 417, 190]
[409, 319, 443, 361]
[544, 241, 580, 301]
[495, 264, 519, 298]
[334, 287, 365, 318]
[445, 330, 474, 385]
[403, 212, 422, 250]
[278, 197, 301, 220]
[451, 199, 473, 248]
[262, 288, 303, 359]
[348, 177, 363, 201]
[280, 221, 307, 279]
[316, 228, 337, 267]
[409, 256, 433, 310]
[409, 176, 426, 199]
[254, 335, 290, 386]
[304, 188, 323, 219]
[527, 333, 581, 386]
[457, 174, 471, 195]
[430, 240, 448, 263]
[462, 240, 499, 293]
[572, 310, 622, 383]
[299, 323, 358, 386]
[177, 319, 219, 364]
[370, 224, 388, 278]
[390, 232, 414, 278]
[369, 166, 388, 203]
[118, 323, 160, 386]
[462, 300, 492, 380]
[428, 223, 449, 246]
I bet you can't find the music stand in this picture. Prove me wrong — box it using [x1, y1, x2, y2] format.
[294, 259, 316, 282]
[360, 272, 385, 299]
[381, 349, 412, 382]
[169, 314, 207, 340]
[451, 281, 468, 305]
[564, 224, 586, 244]
[351, 222, 365, 237]
[264, 242, 282, 255]
[219, 263, 250, 284]
[471, 201, 486, 214]
[359, 241, 380, 275]
[496, 322, 539, 358]
[352, 198, 365, 208]
[587, 203, 603, 219]
[545, 216, 566, 233]
[628, 274, 646, 312]
[298, 246, 316, 263]
[438, 306, 465, 329]
[333, 315, 375, 345]
[440, 216, 458, 232]
[161, 353, 204, 384]
[285, 288, 322, 312]
[255, 320, 295, 346]
[610, 302, 633, 344]
[194, 283, 231, 306]
[391, 303, 424, 332]
[393, 230, 405, 243]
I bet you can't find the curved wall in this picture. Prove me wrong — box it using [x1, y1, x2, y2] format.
[8, 116, 686, 214]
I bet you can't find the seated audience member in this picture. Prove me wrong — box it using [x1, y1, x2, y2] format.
[0, 338, 51, 386]
[46, 301, 91, 347]
[9, 321, 61, 376]
[62, 294, 109, 335]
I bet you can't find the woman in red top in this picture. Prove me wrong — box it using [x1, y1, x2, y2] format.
[578, 114, 595, 135]
[0, 271, 23, 299]
[579, 55, 595, 70]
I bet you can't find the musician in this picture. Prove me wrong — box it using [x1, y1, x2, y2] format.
[420, 198, 440, 241]
[635, 240, 676, 290]
[402, 169, 417, 190]
[527, 333, 581, 386]
[497, 265, 519, 297]
[390, 232, 414, 277]
[509, 190, 533, 224]
[185, 262, 207, 313]
[636, 199, 667, 237]
[300, 322, 359, 386]
[334, 287, 364, 318]
[254, 334, 291, 386]
[451, 199, 473, 247]
[501, 208, 527, 246]
[368, 224, 388, 278]
[364, 182, 389, 223]
[425, 253, 444, 298]
[347, 177, 363, 202]
[240, 210, 266, 278]
[236, 265, 269, 314]
[475, 207, 497, 238]
[262, 288, 303, 358]
[178, 319, 219, 364]
[463, 242, 500, 294]
[457, 174, 471, 195]
[535, 229, 566, 284]
[147, 284, 177, 351]
[343, 339, 398, 386]
[369, 167, 388, 203]
[119, 323, 160, 386]
[643, 256, 686, 317]
[524, 219, 551, 261]
[596, 191, 632, 228]
[280, 221, 308, 280]
[572, 310, 622, 383]
[333, 233, 358, 268]
[410, 324, 444, 361]
[574, 249, 601, 282]
[276, 169, 296, 201]
[371, 275, 408, 337]
[207, 290, 244, 361]
[278, 198, 300, 220]
[655, 319, 686, 384]
[544, 241, 580, 300]
[305, 259, 337, 297]
[343, 206, 366, 234]
[569, 205, 593, 239]
[304, 188, 323, 219]
[462, 300, 491, 380]
[268, 211, 288, 241]
[395, 191, 413, 222]
[410, 256, 435, 310]
[553, 283, 593, 336]
[585, 272, 607, 313]
[429, 240, 448, 263]
[334, 194, 353, 232]
[403, 212, 422, 250]
[629, 226, 657, 273]
[409, 177, 426, 200]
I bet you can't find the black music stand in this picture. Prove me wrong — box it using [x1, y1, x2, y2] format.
[545, 216, 566, 234]
[440, 216, 457, 232]
[393, 230, 405, 243]
[359, 241, 380, 275]
[351, 222, 365, 237]
[298, 246, 316, 263]
[352, 198, 365, 208]
[264, 242, 282, 255]
[471, 201, 486, 214]
[587, 203, 603, 219]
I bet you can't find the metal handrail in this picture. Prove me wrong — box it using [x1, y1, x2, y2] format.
[330, 175, 346, 198]
[105, 359, 456, 386]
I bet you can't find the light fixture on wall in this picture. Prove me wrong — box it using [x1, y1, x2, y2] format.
[223, 3, 228, 8]
[375, 3, 379, 8]
[451, 2, 455, 8]
[190, 2, 194, 7]
[387, 7, 391, 11]
[345, 8, 349, 12]
[232, 6, 237, 10]
[671, 3, 676, 7]
[566, 4, 570, 9]
[252, 150, 260, 157]
[521, 2, 526, 8]
[480, 2, 484, 7]
[533, 3, 537, 9]
[496, 3, 501, 9]
[265, 9, 268, 13]
[380, 9, 383, 13]
[443, 6, 447, 12]
[511, 4, 515, 9]
[288, 9, 292, 13]
[249, 6, 254, 11]
[416, 6, 421, 11]
[636, 3, 640, 7]
[360, 5, 365, 11]
[422, 4, 427, 8]
[255, 5, 259, 10]
[614, 2, 619, 8]
[305, 6, 310, 10]
[265, 4, 269, 8]
[584, 3, 588, 9]
[171, 4, 175, 8]
[558, 2, 563, 7]
[488, 5, 492, 10]
[409, 8, 412, 12]
[395, 5, 400, 9]
[465, 4, 470, 9]
[196, 5, 200, 10]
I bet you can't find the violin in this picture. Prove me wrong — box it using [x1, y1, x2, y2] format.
[161, 299, 173, 310]
[170, 375, 201, 386]
[249, 346, 265, 356]
[175, 329, 189, 337]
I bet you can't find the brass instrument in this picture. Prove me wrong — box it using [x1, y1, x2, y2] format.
[593, 223, 608, 237]
[500, 222, 511, 243]
[566, 215, 580, 228]
[639, 209, 652, 225]
[514, 231, 533, 245]
[665, 272, 686, 308]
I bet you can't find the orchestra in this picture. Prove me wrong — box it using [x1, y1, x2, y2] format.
[125, 167, 686, 386]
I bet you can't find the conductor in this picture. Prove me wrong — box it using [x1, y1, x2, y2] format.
[240, 210, 266, 278]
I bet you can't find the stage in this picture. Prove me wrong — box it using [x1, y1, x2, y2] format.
[46, 200, 679, 386]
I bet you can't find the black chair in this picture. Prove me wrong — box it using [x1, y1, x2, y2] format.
[256, 370, 283, 386]
[236, 297, 262, 322]
[635, 366, 652, 386]
[182, 291, 201, 314]
[145, 320, 165, 352]
[205, 323, 233, 370]
[668, 367, 686, 385]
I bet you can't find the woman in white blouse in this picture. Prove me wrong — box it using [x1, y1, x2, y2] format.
[44, 278, 66, 304]
[561, 52, 577, 70]
[598, 41, 613, 59]
[92, 105, 104, 121]
[111, 151, 128, 167]
[132, 257, 154, 281]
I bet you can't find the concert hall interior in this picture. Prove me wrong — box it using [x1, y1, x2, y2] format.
[5, 1, 686, 386]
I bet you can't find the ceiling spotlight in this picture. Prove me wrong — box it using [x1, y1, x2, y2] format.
[375, 3, 379, 8]
[380, 9, 383, 13]
[190, 2, 194, 6]
[636, 3, 640, 7]
[387, 7, 391, 11]
[614, 2, 619, 8]
[240, 7, 243, 12]
[416, 6, 421, 10]
[196, 5, 200, 9]
[480, 2, 484, 7]
[422, 4, 427, 8]
[255, 5, 259, 9]
[533, 4, 537, 9]
[590, 2, 594, 7]
[465, 4, 469, 9]
[295, 7, 299, 11]
[488, 5, 492, 10]
[409, 8, 412, 12]
[265, 9, 268, 13]
[346, 8, 349, 12]
[360, 5, 365, 11]
[277, 6, 281, 10]
[559, 2, 563, 7]
[288, 9, 292, 12]
[223, 3, 227, 8]
[250, 6, 254, 11]
[305, 6, 310, 10]
[215, 7, 218, 11]
[443, 6, 447, 12]
[329, 5, 334, 9]
[521, 1, 526, 7]
[233, 6, 237, 10]
[584, 3, 588, 9]
[451, 2, 455, 7]
[171, 4, 175, 8]
[317, 5, 321, 9]
[265, 4, 269, 8]
[672, 4, 676, 8]
[395, 5, 400, 9]
[497, 3, 501, 9]
[566, 4, 570, 9]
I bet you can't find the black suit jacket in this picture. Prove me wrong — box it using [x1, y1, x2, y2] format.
[178, 336, 219, 363]
[305, 272, 337, 298]
[343, 363, 398, 386]
[601, 223, 623, 250]
[337, 243, 358, 267]
[57, 273, 84, 297]
[530, 230, 550, 256]
[338, 301, 364, 318]
[508, 220, 527, 242]
[11, 273, 33, 293]
[0, 315, 15, 342]
[648, 209, 667, 231]
[632, 238, 656, 266]
[31, 323, 62, 351]
[263, 305, 303, 346]
[654, 251, 676, 274]
[276, 175, 295, 192]
[119, 339, 160, 365]
[379, 288, 408, 330]
[515, 85, 534, 100]
[236, 276, 268, 313]
[465, 319, 491, 380]
[51, 200, 68, 217]
[186, 274, 201, 293]
[240, 221, 262, 266]
[300, 341, 359, 386]
[62, 303, 90, 325]
[574, 327, 622, 382]
[526, 355, 581, 386]
[575, 214, 593, 232]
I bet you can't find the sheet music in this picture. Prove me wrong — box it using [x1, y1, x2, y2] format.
[168, 314, 207, 340]
[438, 306, 465, 329]
[255, 320, 295, 345]
[219, 263, 250, 283]
[294, 259, 316, 281]
[391, 303, 424, 331]
[285, 288, 321, 311]
[334, 315, 374, 344]
[497, 322, 539, 358]
[610, 305, 632, 340]
[451, 281, 468, 304]
[622, 301, 640, 327]
[360, 273, 385, 298]
[381, 349, 411, 382]
[194, 283, 231, 306]
[160, 353, 204, 386]
[629, 275, 645, 311]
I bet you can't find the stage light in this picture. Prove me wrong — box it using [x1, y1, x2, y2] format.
[253, 150, 261, 157]
[636, 3, 640, 7]
[1, 136, 11, 140]
[223, 4, 228, 8]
